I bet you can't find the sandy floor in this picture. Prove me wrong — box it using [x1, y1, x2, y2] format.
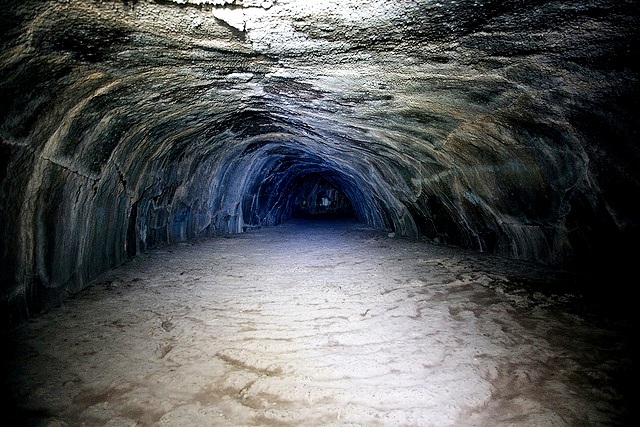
[2, 219, 633, 426]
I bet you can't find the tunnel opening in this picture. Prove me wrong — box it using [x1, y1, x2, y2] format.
[238, 143, 387, 232]
[290, 173, 355, 220]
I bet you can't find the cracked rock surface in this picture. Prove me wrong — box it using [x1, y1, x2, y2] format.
[1, 1, 639, 331]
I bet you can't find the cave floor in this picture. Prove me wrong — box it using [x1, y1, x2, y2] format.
[4, 219, 633, 426]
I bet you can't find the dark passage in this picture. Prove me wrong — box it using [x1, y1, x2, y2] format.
[292, 174, 355, 219]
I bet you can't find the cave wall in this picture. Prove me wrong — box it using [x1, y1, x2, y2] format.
[1, 0, 638, 326]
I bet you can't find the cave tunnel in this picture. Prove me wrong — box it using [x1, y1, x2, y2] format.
[1, 0, 638, 425]
[290, 173, 356, 220]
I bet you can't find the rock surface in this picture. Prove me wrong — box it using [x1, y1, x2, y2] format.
[1, 0, 639, 324]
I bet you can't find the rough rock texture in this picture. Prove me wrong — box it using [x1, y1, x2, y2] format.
[1, 0, 639, 325]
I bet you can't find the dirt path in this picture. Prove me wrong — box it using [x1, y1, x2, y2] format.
[3, 220, 632, 426]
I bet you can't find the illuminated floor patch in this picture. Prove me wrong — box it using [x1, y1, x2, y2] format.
[4, 220, 631, 426]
